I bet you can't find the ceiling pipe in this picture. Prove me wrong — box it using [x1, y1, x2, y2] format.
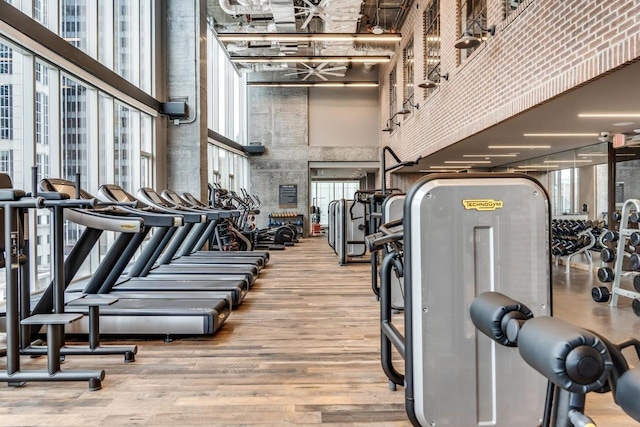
[218, 0, 271, 17]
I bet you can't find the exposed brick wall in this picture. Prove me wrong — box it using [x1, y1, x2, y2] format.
[380, 0, 640, 166]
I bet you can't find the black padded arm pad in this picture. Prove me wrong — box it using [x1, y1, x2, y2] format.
[518, 317, 612, 394]
[469, 291, 533, 347]
[616, 368, 640, 422]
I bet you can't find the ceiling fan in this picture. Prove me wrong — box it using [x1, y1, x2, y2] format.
[283, 62, 347, 80]
[294, 0, 362, 30]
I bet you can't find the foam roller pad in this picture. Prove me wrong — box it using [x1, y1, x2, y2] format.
[518, 317, 612, 394]
[470, 291, 533, 347]
[616, 368, 640, 422]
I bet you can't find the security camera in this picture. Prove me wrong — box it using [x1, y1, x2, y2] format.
[600, 131, 610, 138]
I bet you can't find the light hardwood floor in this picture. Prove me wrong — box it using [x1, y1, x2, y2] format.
[0, 237, 638, 426]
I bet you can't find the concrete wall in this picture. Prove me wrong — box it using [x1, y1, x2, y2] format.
[248, 87, 379, 234]
[380, 0, 640, 163]
[163, 0, 209, 200]
[616, 159, 640, 201]
[309, 87, 379, 147]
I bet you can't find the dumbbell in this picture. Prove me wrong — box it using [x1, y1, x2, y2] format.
[631, 254, 640, 271]
[634, 275, 640, 293]
[602, 230, 619, 243]
[592, 286, 611, 303]
[633, 299, 640, 317]
[598, 266, 614, 283]
[601, 248, 616, 263]
[630, 232, 640, 247]
[631, 212, 640, 223]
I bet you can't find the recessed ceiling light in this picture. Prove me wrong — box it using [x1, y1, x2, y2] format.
[444, 160, 491, 164]
[430, 165, 472, 169]
[544, 159, 592, 163]
[579, 113, 640, 118]
[634, 129, 640, 133]
[419, 169, 457, 173]
[463, 154, 518, 157]
[247, 82, 378, 87]
[217, 33, 402, 43]
[613, 122, 635, 127]
[578, 153, 608, 157]
[523, 133, 599, 137]
[518, 164, 559, 168]
[616, 153, 636, 157]
[488, 145, 551, 149]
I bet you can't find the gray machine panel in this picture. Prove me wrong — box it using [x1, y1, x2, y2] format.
[383, 194, 405, 310]
[346, 200, 367, 257]
[336, 199, 346, 264]
[407, 175, 550, 426]
[328, 200, 337, 250]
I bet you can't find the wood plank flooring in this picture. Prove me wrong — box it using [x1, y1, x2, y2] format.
[0, 237, 638, 426]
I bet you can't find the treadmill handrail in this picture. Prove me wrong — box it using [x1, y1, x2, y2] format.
[161, 189, 220, 221]
[64, 208, 145, 233]
[137, 187, 206, 224]
[97, 185, 184, 228]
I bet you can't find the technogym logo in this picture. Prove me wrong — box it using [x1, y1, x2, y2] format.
[462, 199, 504, 211]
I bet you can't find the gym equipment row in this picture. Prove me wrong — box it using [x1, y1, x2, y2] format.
[551, 219, 599, 273]
[370, 173, 552, 426]
[593, 198, 640, 316]
[0, 172, 273, 390]
[471, 291, 640, 426]
[327, 197, 368, 266]
[208, 183, 299, 250]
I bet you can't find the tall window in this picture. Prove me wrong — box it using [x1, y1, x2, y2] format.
[388, 69, 397, 132]
[209, 27, 247, 144]
[61, 0, 88, 52]
[114, 102, 136, 192]
[0, 149, 13, 178]
[36, 153, 50, 180]
[62, 77, 89, 188]
[0, 43, 12, 74]
[423, 0, 441, 98]
[140, 113, 152, 188]
[36, 92, 49, 146]
[459, 0, 487, 61]
[34, 0, 49, 27]
[0, 85, 12, 140]
[403, 38, 414, 108]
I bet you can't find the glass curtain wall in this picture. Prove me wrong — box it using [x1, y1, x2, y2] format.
[207, 142, 248, 194]
[311, 181, 360, 226]
[6, 0, 154, 95]
[207, 24, 247, 144]
[0, 0, 157, 300]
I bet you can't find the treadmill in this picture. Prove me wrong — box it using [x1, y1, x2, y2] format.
[131, 187, 263, 279]
[67, 184, 255, 307]
[161, 188, 270, 262]
[30, 179, 233, 336]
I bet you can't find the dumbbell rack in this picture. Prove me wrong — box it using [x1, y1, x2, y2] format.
[606, 198, 640, 313]
[554, 228, 596, 274]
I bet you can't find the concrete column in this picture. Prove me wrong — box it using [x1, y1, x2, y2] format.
[164, 0, 208, 200]
[248, 87, 309, 234]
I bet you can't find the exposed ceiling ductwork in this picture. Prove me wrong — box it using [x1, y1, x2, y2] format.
[209, 0, 411, 81]
[217, 0, 272, 17]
